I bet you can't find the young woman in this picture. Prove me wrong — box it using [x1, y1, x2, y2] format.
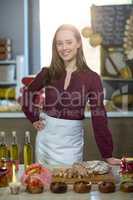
[22, 24, 120, 165]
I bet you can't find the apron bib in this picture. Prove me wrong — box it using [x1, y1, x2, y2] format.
[35, 113, 84, 165]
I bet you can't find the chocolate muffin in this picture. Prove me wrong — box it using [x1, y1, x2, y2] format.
[50, 182, 67, 193]
[73, 181, 91, 193]
[98, 181, 116, 193]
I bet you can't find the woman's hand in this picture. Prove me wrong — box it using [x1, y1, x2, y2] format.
[105, 157, 121, 165]
[33, 120, 45, 131]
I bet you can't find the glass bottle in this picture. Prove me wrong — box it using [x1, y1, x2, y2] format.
[10, 131, 19, 170]
[23, 131, 33, 170]
[0, 131, 8, 160]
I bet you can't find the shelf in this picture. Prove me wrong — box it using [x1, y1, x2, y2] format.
[0, 81, 17, 86]
[0, 60, 16, 65]
[0, 111, 133, 118]
[84, 111, 133, 118]
[0, 112, 25, 118]
[102, 77, 133, 81]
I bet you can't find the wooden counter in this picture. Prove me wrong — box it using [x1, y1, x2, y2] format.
[0, 165, 133, 200]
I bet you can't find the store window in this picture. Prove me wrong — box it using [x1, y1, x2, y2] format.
[39, 0, 132, 74]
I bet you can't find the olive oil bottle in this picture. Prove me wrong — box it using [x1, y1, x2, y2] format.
[10, 131, 19, 170]
[0, 131, 8, 159]
[23, 131, 33, 170]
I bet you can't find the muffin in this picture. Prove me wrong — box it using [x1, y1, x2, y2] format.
[26, 176, 44, 194]
[50, 182, 67, 193]
[73, 181, 91, 193]
[98, 181, 115, 193]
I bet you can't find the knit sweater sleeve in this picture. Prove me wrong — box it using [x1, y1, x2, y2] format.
[88, 72, 113, 158]
[21, 67, 48, 123]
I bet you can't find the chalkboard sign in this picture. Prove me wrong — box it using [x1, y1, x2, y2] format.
[91, 4, 133, 46]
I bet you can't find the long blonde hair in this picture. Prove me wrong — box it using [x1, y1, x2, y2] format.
[45, 24, 89, 85]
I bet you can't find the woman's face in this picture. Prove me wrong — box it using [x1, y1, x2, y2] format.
[55, 30, 81, 63]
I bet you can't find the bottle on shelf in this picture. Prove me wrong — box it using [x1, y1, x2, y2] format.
[23, 131, 33, 170]
[10, 131, 19, 171]
[0, 131, 8, 160]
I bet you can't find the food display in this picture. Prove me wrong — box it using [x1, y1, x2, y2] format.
[120, 157, 133, 193]
[50, 182, 67, 193]
[73, 181, 91, 193]
[52, 161, 115, 184]
[98, 181, 116, 193]
[6, 159, 129, 195]
[21, 163, 52, 193]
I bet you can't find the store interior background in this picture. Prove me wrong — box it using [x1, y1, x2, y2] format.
[0, 0, 133, 163]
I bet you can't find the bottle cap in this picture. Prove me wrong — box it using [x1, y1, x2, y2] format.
[25, 131, 30, 137]
[0, 131, 5, 137]
[12, 131, 16, 137]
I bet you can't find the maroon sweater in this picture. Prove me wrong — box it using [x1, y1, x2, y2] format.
[22, 67, 113, 159]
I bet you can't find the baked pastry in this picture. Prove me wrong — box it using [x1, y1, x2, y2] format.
[98, 181, 115, 193]
[26, 177, 44, 194]
[73, 181, 91, 193]
[52, 161, 110, 179]
[21, 163, 52, 193]
[50, 182, 67, 193]
[120, 181, 133, 192]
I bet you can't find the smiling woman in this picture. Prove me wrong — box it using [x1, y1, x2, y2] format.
[21, 23, 121, 166]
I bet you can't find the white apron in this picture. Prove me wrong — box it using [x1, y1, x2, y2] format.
[35, 113, 84, 165]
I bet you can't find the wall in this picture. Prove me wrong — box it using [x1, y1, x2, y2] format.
[0, 117, 132, 163]
[0, 0, 24, 58]
[0, 0, 40, 74]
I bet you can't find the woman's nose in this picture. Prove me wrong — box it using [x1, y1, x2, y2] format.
[62, 44, 68, 50]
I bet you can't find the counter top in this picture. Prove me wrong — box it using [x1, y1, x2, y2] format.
[1, 186, 133, 200]
[0, 111, 133, 118]
[0, 165, 133, 200]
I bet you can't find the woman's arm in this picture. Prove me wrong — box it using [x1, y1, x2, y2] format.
[88, 72, 113, 159]
[21, 67, 48, 123]
[88, 72, 121, 165]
